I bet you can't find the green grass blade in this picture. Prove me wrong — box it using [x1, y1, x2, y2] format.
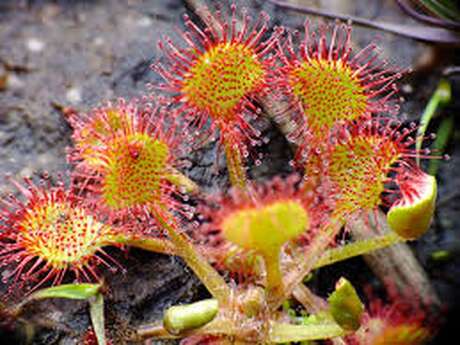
[416, 79, 451, 165]
[28, 283, 101, 301]
[428, 116, 454, 175]
[418, 0, 460, 21]
[89, 292, 106, 345]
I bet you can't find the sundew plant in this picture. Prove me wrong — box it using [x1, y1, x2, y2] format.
[0, 3, 446, 345]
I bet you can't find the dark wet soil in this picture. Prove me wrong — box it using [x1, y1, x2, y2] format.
[1, 0, 459, 344]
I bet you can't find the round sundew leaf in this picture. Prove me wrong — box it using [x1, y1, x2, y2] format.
[289, 59, 367, 138]
[102, 133, 169, 209]
[0, 177, 121, 295]
[387, 174, 437, 240]
[221, 200, 309, 253]
[180, 42, 265, 121]
[325, 125, 404, 217]
[18, 202, 114, 269]
[77, 108, 127, 168]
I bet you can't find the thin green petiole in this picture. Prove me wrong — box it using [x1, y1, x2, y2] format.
[111, 234, 176, 255]
[273, 220, 342, 310]
[152, 208, 232, 304]
[416, 78, 451, 166]
[313, 232, 404, 270]
[223, 136, 247, 189]
[262, 250, 284, 302]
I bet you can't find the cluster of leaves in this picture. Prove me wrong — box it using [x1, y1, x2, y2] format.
[0, 3, 443, 345]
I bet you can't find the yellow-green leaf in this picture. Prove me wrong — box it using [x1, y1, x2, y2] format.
[163, 299, 218, 335]
[388, 174, 437, 239]
[28, 283, 101, 301]
[328, 277, 364, 331]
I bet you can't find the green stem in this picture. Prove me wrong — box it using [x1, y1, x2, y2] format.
[416, 78, 451, 165]
[313, 232, 404, 270]
[223, 136, 247, 189]
[269, 321, 345, 343]
[262, 250, 284, 302]
[153, 209, 231, 304]
[428, 116, 454, 176]
[136, 322, 179, 340]
[272, 220, 342, 310]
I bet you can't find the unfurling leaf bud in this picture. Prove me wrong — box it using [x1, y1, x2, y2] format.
[328, 277, 364, 331]
[163, 299, 218, 335]
[388, 173, 437, 239]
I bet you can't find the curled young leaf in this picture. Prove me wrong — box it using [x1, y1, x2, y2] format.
[163, 299, 219, 335]
[328, 277, 364, 331]
[387, 173, 437, 240]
